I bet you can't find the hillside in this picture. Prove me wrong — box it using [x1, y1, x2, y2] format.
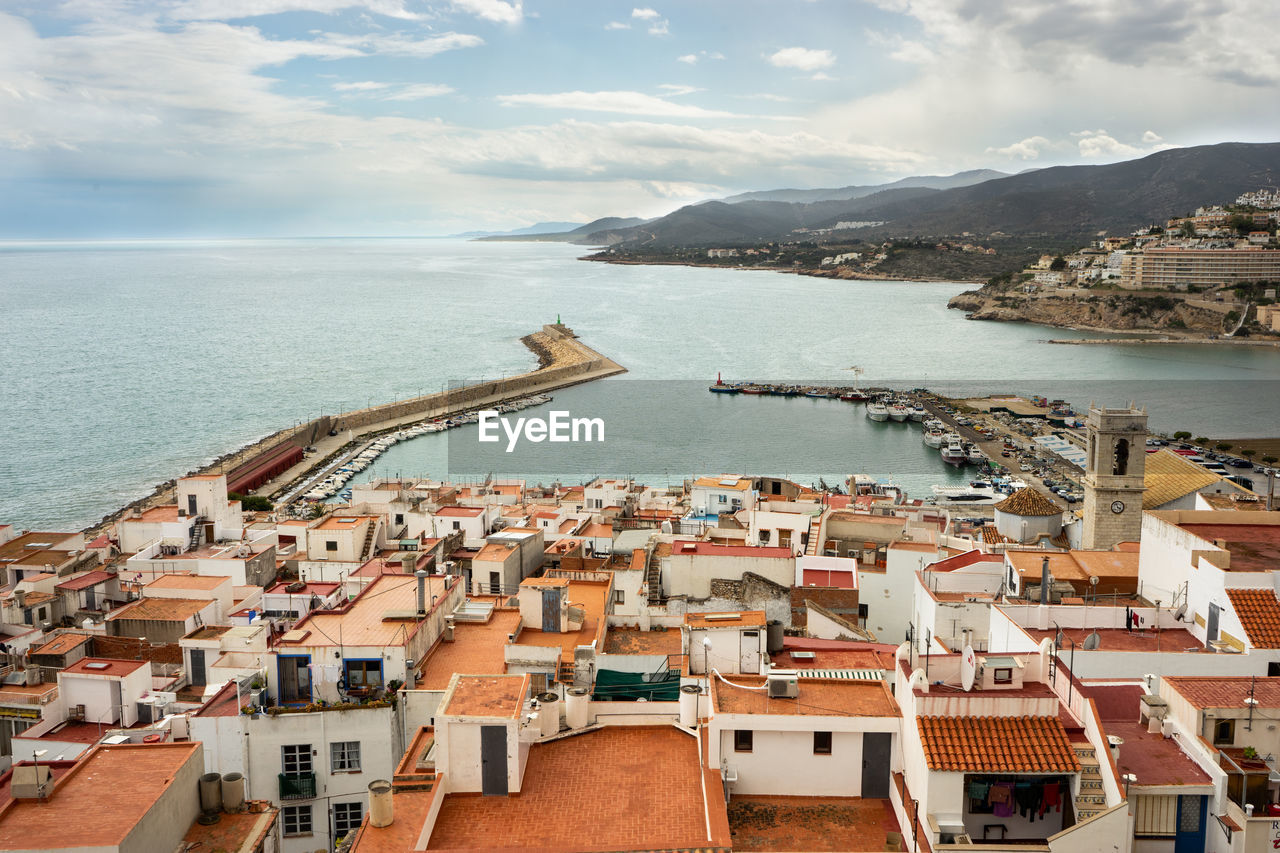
[721, 169, 1009, 205]
[582, 142, 1280, 248]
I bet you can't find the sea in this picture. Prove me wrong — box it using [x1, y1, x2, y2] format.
[2, 238, 1278, 530]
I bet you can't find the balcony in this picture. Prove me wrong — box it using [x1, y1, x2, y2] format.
[278, 772, 316, 800]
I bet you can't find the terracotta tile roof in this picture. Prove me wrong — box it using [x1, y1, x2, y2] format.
[603, 626, 683, 655]
[980, 525, 1012, 544]
[1225, 588, 1280, 648]
[1164, 676, 1280, 709]
[0, 743, 201, 850]
[916, 715, 1081, 773]
[1144, 448, 1222, 509]
[994, 488, 1063, 517]
[713, 677, 899, 717]
[55, 570, 113, 591]
[442, 674, 528, 718]
[62, 657, 148, 677]
[30, 633, 93, 656]
[105, 596, 211, 622]
[686, 610, 767, 629]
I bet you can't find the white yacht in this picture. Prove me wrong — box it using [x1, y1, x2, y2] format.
[923, 428, 946, 448]
[888, 402, 910, 422]
[940, 435, 967, 466]
[931, 480, 1004, 504]
[909, 404, 927, 422]
[966, 443, 986, 465]
[866, 401, 890, 422]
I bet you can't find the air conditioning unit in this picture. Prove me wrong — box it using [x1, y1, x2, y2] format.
[767, 670, 799, 699]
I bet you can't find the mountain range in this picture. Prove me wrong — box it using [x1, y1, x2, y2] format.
[571, 142, 1280, 248]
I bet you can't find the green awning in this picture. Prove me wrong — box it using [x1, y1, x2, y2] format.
[592, 669, 681, 701]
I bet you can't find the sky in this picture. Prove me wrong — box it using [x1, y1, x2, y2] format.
[1, 0, 1278, 237]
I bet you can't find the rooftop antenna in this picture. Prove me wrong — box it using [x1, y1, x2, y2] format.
[1083, 629, 1102, 650]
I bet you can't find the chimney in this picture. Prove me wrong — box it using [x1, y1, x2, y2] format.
[1039, 556, 1050, 606]
[415, 569, 428, 616]
[368, 780, 393, 827]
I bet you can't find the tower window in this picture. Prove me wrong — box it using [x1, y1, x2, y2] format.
[1113, 439, 1129, 476]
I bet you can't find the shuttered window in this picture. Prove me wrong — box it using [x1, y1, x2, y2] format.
[1134, 794, 1177, 837]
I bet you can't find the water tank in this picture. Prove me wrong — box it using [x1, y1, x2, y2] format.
[368, 780, 393, 827]
[170, 714, 189, 740]
[565, 687, 590, 729]
[660, 520, 673, 534]
[679, 684, 700, 728]
[198, 772, 223, 813]
[24, 665, 40, 687]
[221, 773, 245, 813]
[537, 691, 560, 737]
[766, 620, 784, 654]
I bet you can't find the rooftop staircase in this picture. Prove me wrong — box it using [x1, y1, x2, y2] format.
[360, 521, 377, 561]
[1073, 743, 1105, 822]
[804, 513, 823, 556]
[188, 516, 207, 551]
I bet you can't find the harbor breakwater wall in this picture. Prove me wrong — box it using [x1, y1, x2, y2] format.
[87, 325, 624, 535]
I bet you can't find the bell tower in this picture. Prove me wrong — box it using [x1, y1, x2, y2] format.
[1081, 403, 1148, 550]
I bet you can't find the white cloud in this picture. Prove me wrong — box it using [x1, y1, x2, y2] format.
[604, 21, 630, 30]
[986, 135, 1051, 159]
[497, 90, 743, 119]
[676, 53, 698, 64]
[317, 31, 484, 58]
[768, 47, 835, 72]
[677, 50, 723, 65]
[334, 80, 390, 91]
[648, 19, 669, 36]
[1142, 130, 1163, 143]
[450, 0, 522, 24]
[657, 84, 702, 96]
[810, 72, 834, 81]
[1074, 129, 1140, 158]
[631, 7, 660, 20]
[167, 0, 422, 21]
[383, 83, 455, 100]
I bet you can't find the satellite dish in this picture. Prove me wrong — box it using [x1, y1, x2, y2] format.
[960, 645, 977, 692]
[1089, 575, 1099, 587]
[1174, 602, 1188, 622]
[1083, 630, 1102, 650]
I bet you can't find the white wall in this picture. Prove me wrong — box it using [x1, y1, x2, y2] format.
[720, 728, 867, 795]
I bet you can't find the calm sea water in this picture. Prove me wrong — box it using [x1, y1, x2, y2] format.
[2, 239, 1277, 529]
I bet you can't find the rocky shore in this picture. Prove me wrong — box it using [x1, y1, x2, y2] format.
[947, 290, 1230, 336]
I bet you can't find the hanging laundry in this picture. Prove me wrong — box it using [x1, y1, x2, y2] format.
[968, 780, 990, 801]
[1041, 781, 1061, 815]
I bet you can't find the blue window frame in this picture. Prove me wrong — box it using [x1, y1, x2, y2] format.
[343, 658, 383, 689]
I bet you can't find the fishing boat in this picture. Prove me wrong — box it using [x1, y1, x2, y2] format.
[805, 388, 833, 398]
[923, 428, 945, 448]
[909, 404, 927, 422]
[739, 385, 765, 395]
[866, 401, 890, 422]
[888, 402, 910, 422]
[966, 443, 986, 465]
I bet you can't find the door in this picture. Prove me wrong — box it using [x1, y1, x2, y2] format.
[85, 587, 95, 610]
[480, 725, 508, 795]
[740, 630, 761, 674]
[279, 655, 311, 704]
[861, 732, 891, 798]
[541, 588, 561, 632]
[189, 648, 206, 686]
[187, 495, 198, 516]
[489, 571, 501, 595]
[1206, 603, 1220, 643]
[110, 678, 123, 724]
[1174, 794, 1206, 853]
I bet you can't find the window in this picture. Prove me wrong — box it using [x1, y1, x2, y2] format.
[37, 607, 47, 622]
[1214, 718, 1235, 745]
[282, 804, 312, 836]
[613, 589, 625, 604]
[734, 730, 753, 752]
[325, 541, 338, 552]
[718, 494, 727, 503]
[452, 521, 460, 530]
[394, 513, 404, 526]
[281, 743, 312, 775]
[993, 667, 1013, 684]
[814, 731, 833, 755]
[333, 802, 364, 839]
[343, 659, 383, 689]
[331, 741, 361, 772]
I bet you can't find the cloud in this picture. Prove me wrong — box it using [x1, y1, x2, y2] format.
[676, 50, 723, 65]
[987, 135, 1052, 159]
[631, 7, 660, 20]
[382, 83, 455, 100]
[316, 31, 484, 58]
[647, 19, 669, 36]
[334, 80, 391, 91]
[1074, 129, 1141, 158]
[1142, 130, 1163, 143]
[496, 90, 743, 119]
[810, 72, 834, 81]
[768, 47, 835, 72]
[450, 0, 523, 24]
[166, 0, 423, 21]
[604, 21, 630, 30]
[657, 84, 702, 96]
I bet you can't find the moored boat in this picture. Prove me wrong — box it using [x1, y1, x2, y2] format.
[866, 401, 890, 422]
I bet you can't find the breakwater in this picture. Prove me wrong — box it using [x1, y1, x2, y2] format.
[86, 325, 624, 534]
